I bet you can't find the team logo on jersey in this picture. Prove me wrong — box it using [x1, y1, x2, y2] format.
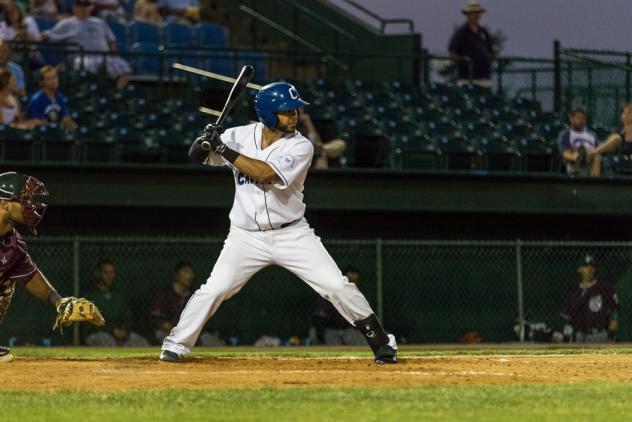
[589, 295, 603, 312]
[281, 154, 296, 169]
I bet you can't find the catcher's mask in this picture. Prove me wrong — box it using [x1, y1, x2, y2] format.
[0, 172, 48, 234]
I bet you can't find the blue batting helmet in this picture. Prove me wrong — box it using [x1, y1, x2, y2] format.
[254, 82, 309, 127]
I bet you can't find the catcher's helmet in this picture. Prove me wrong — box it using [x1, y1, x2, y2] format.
[254, 82, 309, 128]
[0, 171, 48, 234]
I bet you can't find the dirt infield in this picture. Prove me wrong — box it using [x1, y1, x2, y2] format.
[3, 352, 632, 392]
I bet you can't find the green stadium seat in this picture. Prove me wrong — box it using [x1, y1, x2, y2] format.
[461, 121, 497, 137]
[498, 122, 534, 138]
[384, 120, 423, 137]
[409, 106, 445, 123]
[488, 107, 520, 124]
[391, 135, 441, 170]
[515, 135, 557, 172]
[0, 126, 36, 161]
[476, 134, 519, 172]
[512, 97, 542, 112]
[436, 135, 482, 171]
[37, 125, 77, 162]
[426, 120, 458, 137]
[450, 107, 483, 123]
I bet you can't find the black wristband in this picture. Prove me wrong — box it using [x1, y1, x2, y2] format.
[221, 147, 240, 164]
[48, 291, 62, 307]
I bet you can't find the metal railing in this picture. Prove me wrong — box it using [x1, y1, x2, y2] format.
[2, 237, 629, 346]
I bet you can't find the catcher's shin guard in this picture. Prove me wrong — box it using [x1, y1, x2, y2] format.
[0, 346, 13, 363]
[355, 314, 398, 364]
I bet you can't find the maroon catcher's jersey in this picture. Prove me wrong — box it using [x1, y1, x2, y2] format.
[0, 229, 38, 321]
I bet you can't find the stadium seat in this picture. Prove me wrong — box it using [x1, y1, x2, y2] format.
[461, 121, 497, 137]
[163, 22, 193, 47]
[193, 22, 228, 47]
[128, 21, 161, 44]
[236, 51, 268, 82]
[436, 135, 482, 171]
[33, 16, 56, 31]
[39, 125, 77, 162]
[0, 126, 36, 161]
[391, 135, 441, 170]
[130, 42, 162, 76]
[515, 136, 557, 172]
[107, 19, 128, 54]
[499, 122, 534, 138]
[476, 135, 519, 172]
[197, 51, 233, 76]
[425, 120, 458, 137]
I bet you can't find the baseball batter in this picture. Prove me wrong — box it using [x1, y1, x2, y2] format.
[160, 82, 397, 364]
[0, 172, 104, 363]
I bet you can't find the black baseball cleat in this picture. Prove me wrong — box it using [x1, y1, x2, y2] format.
[0, 346, 13, 363]
[159, 350, 182, 363]
[374, 334, 398, 364]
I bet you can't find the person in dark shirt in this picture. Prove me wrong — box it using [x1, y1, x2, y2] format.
[558, 106, 600, 176]
[0, 171, 103, 363]
[85, 259, 149, 347]
[448, 1, 494, 87]
[26, 66, 77, 131]
[561, 255, 618, 342]
[310, 266, 366, 345]
[150, 261, 223, 345]
[151, 261, 194, 343]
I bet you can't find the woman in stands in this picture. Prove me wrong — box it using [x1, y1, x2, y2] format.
[0, 69, 44, 129]
[0, 2, 42, 42]
[0, 2, 45, 67]
[590, 104, 632, 166]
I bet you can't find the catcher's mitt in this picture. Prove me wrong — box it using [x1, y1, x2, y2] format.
[53, 297, 105, 333]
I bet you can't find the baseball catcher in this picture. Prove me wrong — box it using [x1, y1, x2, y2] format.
[0, 171, 104, 363]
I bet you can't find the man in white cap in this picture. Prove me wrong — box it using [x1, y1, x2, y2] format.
[448, 1, 494, 87]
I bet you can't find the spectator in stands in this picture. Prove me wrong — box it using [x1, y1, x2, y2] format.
[150, 261, 194, 344]
[561, 254, 618, 343]
[31, 0, 60, 19]
[26, 65, 77, 130]
[0, 39, 25, 96]
[558, 106, 600, 176]
[309, 266, 366, 345]
[448, 1, 494, 87]
[85, 259, 150, 347]
[134, 0, 163, 25]
[158, 0, 199, 24]
[42, 0, 131, 89]
[0, 1, 43, 43]
[0, 68, 44, 128]
[589, 104, 632, 166]
[150, 261, 223, 345]
[297, 108, 346, 169]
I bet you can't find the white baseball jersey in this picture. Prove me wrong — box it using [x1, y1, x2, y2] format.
[205, 122, 314, 231]
[162, 121, 377, 357]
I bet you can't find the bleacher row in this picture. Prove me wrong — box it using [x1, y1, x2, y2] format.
[0, 68, 619, 171]
[33, 17, 269, 78]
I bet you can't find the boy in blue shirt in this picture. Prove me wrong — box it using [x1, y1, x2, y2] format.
[26, 66, 77, 130]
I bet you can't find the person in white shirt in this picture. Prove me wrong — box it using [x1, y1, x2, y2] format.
[558, 106, 600, 176]
[160, 82, 397, 365]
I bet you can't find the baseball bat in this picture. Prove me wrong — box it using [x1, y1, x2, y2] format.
[201, 65, 255, 151]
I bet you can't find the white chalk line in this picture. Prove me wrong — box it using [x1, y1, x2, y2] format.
[94, 368, 540, 378]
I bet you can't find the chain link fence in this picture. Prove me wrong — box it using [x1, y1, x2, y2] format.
[1, 238, 631, 347]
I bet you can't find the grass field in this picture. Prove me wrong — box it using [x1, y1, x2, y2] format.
[2, 346, 632, 421]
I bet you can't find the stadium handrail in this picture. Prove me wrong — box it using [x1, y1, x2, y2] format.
[333, 0, 415, 34]
[238, 4, 349, 71]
